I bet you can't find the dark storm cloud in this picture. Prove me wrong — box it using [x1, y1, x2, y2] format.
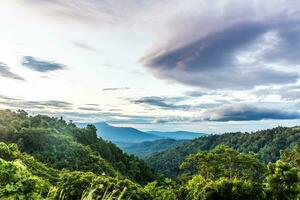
[202, 104, 300, 121]
[153, 104, 300, 124]
[133, 96, 189, 110]
[22, 56, 66, 72]
[0, 62, 25, 81]
[133, 96, 220, 110]
[141, 12, 300, 89]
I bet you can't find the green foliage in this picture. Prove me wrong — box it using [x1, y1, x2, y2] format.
[81, 186, 127, 200]
[0, 141, 148, 200]
[0, 142, 60, 184]
[147, 126, 300, 178]
[0, 109, 156, 184]
[179, 145, 299, 200]
[0, 158, 50, 199]
[264, 160, 299, 200]
[183, 175, 264, 200]
[280, 144, 300, 169]
[181, 145, 265, 180]
[56, 171, 150, 200]
[179, 146, 266, 200]
[144, 178, 177, 200]
[0, 109, 299, 199]
[123, 139, 188, 158]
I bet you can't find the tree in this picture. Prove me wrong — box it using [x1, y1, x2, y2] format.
[183, 175, 264, 200]
[181, 145, 265, 180]
[144, 178, 177, 200]
[280, 145, 300, 169]
[0, 158, 50, 199]
[264, 160, 299, 200]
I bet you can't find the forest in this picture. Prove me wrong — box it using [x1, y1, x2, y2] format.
[0, 109, 299, 199]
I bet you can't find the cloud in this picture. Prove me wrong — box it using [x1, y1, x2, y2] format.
[0, 62, 25, 81]
[0, 96, 155, 124]
[141, 1, 300, 89]
[102, 87, 130, 91]
[85, 103, 99, 106]
[22, 0, 165, 26]
[21, 56, 66, 72]
[0, 97, 73, 110]
[254, 85, 300, 101]
[153, 104, 300, 124]
[154, 116, 190, 124]
[132, 96, 219, 110]
[0, 95, 20, 101]
[133, 96, 188, 109]
[185, 91, 209, 97]
[201, 104, 300, 121]
[34, 110, 157, 124]
[71, 41, 100, 52]
[78, 107, 102, 112]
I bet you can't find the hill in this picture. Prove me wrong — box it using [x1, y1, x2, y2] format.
[147, 130, 206, 140]
[78, 122, 165, 143]
[146, 126, 300, 178]
[0, 110, 156, 184]
[122, 139, 188, 158]
[0, 110, 299, 199]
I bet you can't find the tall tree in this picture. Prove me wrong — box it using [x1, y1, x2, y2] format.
[181, 145, 265, 180]
[264, 160, 299, 200]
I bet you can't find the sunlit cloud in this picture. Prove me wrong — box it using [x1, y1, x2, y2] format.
[1, 0, 300, 132]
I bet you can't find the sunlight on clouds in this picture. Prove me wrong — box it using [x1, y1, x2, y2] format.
[0, 0, 300, 132]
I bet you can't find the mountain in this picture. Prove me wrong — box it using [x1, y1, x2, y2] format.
[77, 123, 207, 155]
[78, 122, 206, 144]
[0, 110, 299, 199]
[147, 130, 206, 140]
[122, 139, 188, 158]
[146, 126, 300, 178]
[92, 122, 165, 143]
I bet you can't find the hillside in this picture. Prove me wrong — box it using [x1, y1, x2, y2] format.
[122, 139, 188, 158]
[0, 110, 156, 184]
[0, 110, 299, 199]
[148, 131, 206, 140]
[146, 126, 300, 178]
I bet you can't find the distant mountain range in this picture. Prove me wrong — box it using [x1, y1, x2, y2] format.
[147, 130, 206, 140]
[77, 122, 206, 143]
[92, 122, 162, 143]
[145, 126, 300, 178]
[76, 122, 207, 156]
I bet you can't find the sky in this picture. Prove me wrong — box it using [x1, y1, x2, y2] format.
[1, 0, 300, 133]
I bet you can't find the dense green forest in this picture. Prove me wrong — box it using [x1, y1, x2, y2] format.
[122, 139, 188, 158]
[0, 110, 299, 199]
[146, 127, 300, 178]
